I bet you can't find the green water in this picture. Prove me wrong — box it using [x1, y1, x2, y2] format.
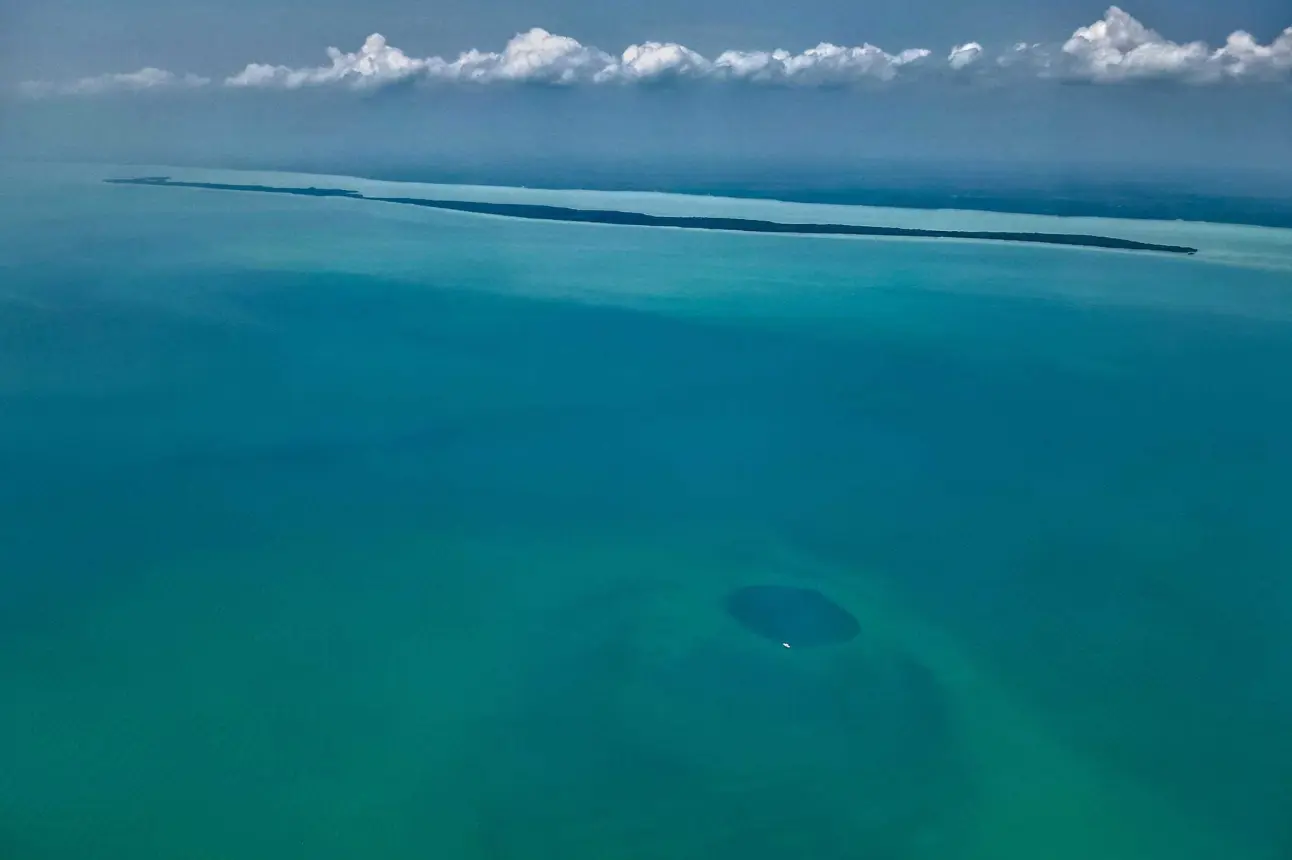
[2, 165, 1291, 859]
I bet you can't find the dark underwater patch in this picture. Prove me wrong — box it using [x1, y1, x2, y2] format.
[725, 584, 861, 647]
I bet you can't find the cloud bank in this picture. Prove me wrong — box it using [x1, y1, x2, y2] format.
[18, 7, 1292, 97]
[221, 28, 933, 89]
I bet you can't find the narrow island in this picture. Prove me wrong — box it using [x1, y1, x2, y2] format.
[105, 177, 1199, 255]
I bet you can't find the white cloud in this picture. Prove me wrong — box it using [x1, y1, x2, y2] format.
[223, 28, 932, 90]
[1214, 26, 1292, 79]
[607, 42, 712, 82]
[1062, 7, 1212, 81]
[225, 28, 617, 87]
[948, 43, 984, 71]
[1061, 6, 1292, 82]
[711, 43, 930, 84]
[19, 67, 209, 97]
[226, 33, 428, 88]
[437, 28, 614, 84]
[17, 8, 1292, 97]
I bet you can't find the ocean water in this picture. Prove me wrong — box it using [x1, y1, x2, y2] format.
[2, 163, 1291, 860]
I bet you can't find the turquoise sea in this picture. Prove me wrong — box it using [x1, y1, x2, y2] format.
[2, 164, 1291, 859]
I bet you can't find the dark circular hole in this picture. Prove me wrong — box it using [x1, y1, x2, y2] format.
[725, 584, 861, 647]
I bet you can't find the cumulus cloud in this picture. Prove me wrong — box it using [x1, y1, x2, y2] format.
[223, 28, 930, 90]
[1217, 27, 1292, 79]
[948, 43, 984, 71]
[713, 44, 930, 84]
[17, 8, 1292, 96]
[225, 28, 618, 87]
[226, 33, 428, 88]
[1061, 6, 1292, 82]
[609, 42, 712, 82]
[444, 29, 615, 84]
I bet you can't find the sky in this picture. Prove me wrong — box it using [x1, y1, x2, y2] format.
[1, 1, 1290, 180]
[3, 0, 1290, 84]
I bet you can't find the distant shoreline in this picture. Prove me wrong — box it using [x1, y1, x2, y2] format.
[105, 177, 1200, 256]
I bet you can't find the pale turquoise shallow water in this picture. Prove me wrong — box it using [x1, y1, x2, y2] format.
[2, 164, 1292, 859]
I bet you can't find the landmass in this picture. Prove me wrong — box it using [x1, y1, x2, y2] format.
[105, 177, 1199, 255]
